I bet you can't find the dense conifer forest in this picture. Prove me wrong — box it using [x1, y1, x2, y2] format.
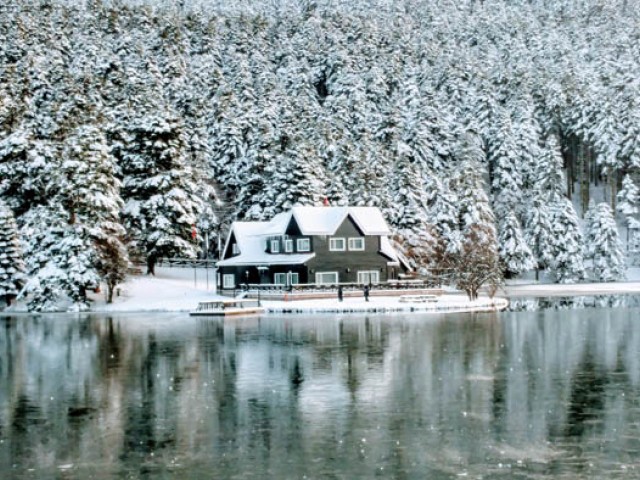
[1, 0, 639, 310]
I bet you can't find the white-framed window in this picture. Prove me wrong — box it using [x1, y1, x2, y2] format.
[357, 271, 380, 285]
[316, 272, 339, 285]
[348, 237, 365, 251]
[232, 243, 239, 255]
[329, 238, 346, 251]
[223, 274, 235, 289]
[275, 272, 300, 285]
[297, 238, 310, 252]
[285, 239, 294, 253]
[271, 240, 280, 253]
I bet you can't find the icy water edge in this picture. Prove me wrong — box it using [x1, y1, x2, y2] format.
[1, 306, 639, 479]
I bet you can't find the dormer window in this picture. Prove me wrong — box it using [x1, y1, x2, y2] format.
[285, 239, 293, 252]
[297, 238, 310, 252]
[232, 243, 239, 255]
[271, 240, 280, 253]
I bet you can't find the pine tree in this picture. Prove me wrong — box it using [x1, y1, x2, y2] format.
[548, 197, 586, 283]
[617, 174, 639, 225]
[60, 125, 130, 302]
[451, 154, 497, 240]
[0, 201, 25, 306]
[489, 113, 524, 217]
[390, 157, 438, 270]
[21, 205, 101, 312]
[427, 176, 461, 254]
[498, 211, 535, 277]
[117, 114, 204, 275]
[523, 190, 554, 273]
[584, 202, 625, 282]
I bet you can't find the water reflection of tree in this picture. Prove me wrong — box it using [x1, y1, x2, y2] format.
[2, 310, 640, 478]
[564, 352, 607, 439]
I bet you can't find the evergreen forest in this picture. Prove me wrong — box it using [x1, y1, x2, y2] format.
[1, 0, 639, 310]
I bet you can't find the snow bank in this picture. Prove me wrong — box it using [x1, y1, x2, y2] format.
[263, 294, 508, 314]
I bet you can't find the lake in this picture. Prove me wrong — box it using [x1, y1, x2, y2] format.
[1, 307, 639, 479]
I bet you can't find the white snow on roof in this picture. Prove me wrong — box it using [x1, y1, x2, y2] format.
[218, 220, 315, 267]
[261, 211, 291, 235]
[292, 206, 390, 235]
[346, 207, 391, 235]
[291, 207, 347, 235]
[379, 236, 399, 262]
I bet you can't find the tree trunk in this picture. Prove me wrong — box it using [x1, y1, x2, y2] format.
[581, 142, 590, 216]
[107, 281, 115, 304]
[610, 170, 617, 211]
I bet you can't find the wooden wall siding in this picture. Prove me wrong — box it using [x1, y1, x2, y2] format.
[219, 265, 308, 287]
[285, 216, 303, 236]
[306, 216, 390, 284]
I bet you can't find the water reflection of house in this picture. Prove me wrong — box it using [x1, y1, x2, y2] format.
[216, 206, 410, 290]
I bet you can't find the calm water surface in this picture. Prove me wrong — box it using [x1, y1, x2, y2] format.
[1, 308, 640, 479]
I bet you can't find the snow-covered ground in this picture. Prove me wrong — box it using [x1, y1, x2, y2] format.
[8, 266, 640, 314]
[80, 267, 507, 314]
[502, 267, 640, 297]
[85, 266, 220, 312]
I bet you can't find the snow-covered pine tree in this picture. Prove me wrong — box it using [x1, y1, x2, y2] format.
[426, 176, 461, 254]
[583, 199, 597, 237]
[250, 94, 328, 219]
[498, 211, 535, 278]
[390, 157, 438, 271]
[583, 202, 625, 282]
[523, 190, 554, 275]
[61, 124, 130, 302]
[451, 141, 497, 239]
[489, 113, 524, 218]
[533, 134, 566, 198]
[617, 174, 639, 225]
[117, 114, 204, 275]
[18, 124, 128, 310]
[258, 134, 327, 218]
[21, 205, 101, 312]
[0, 130, 58, 216]
[548, 196, 586, 283]
[349, 137, 392, 212]
[0, 201, 25, 306]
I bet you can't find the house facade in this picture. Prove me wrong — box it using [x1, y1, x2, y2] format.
[216, 206, 410, 289]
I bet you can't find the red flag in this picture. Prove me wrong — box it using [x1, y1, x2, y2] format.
[191, 224, 197, 240]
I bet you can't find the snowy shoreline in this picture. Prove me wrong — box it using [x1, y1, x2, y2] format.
[5, 267, 640, 315]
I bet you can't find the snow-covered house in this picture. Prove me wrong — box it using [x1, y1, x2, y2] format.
[217, 206, 409, 289]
